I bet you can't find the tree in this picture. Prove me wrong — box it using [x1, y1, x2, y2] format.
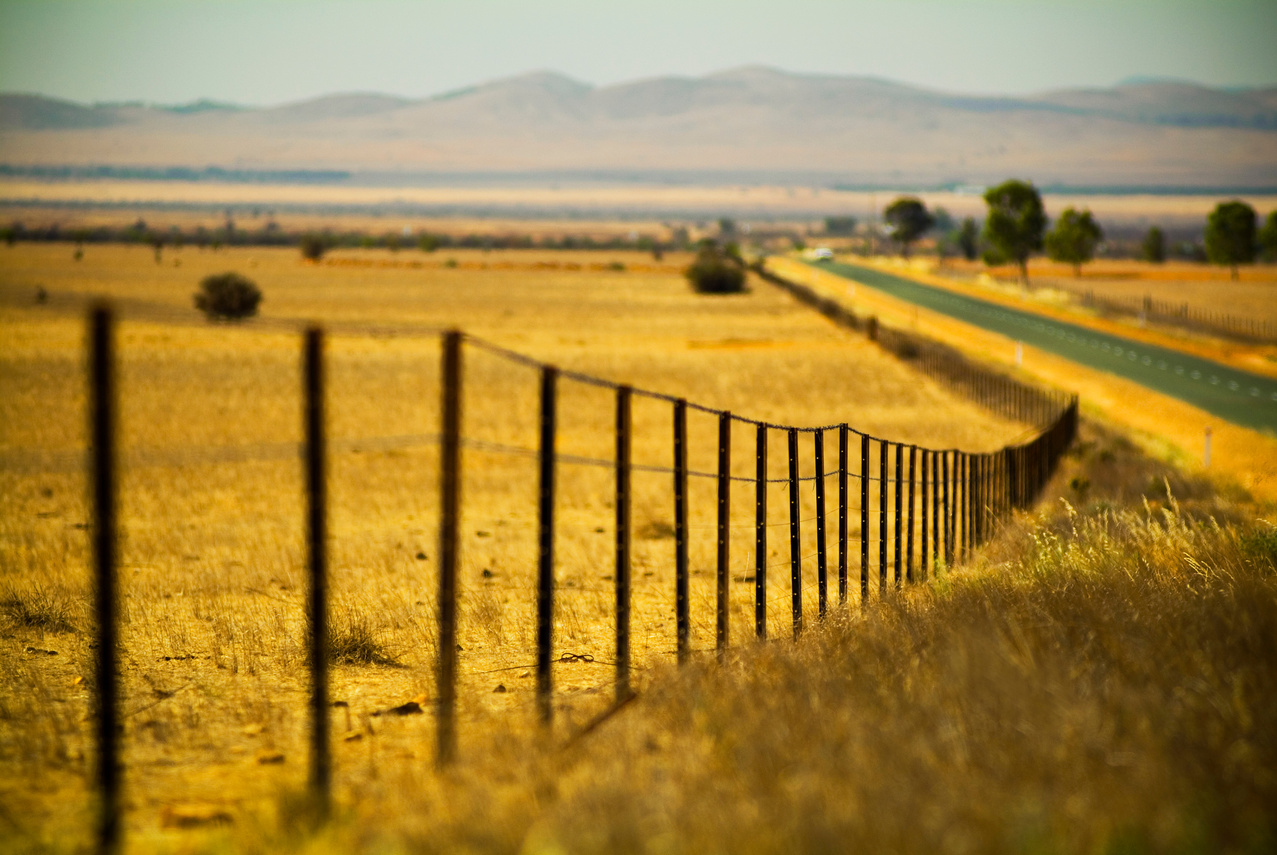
[685, 243, 745, 294]
[1204, 200, 1257, 280]
[195, 272, 262, 321]
[932, 207, 955, 235]
[883, 196, 934, 257]
[957, 217, 979, 261]
[1258, 211, 1277, 262]
[1141, 226, 1166, 263]
[1044, 207, 1103, 277]
[982, 180, 1046, 284]
[824, 216, 858, 236]
[418, 233, 439, 253]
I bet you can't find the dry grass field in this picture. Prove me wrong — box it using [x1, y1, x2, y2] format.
[4, 181, 1275, 226]
[0, 243, 1036, 850]
[932, 258, 1277, 328]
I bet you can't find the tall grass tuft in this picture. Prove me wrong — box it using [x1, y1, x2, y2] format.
[326, 606, 399, 667]
[0, 585, 76, 634]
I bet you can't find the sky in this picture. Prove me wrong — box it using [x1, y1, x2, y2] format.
[1, 0, 1275, 107]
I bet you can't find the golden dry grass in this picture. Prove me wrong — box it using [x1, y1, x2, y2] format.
[937, 258, 1277, 327]
[0, 243, 1029, 849]
[0, 203, 686, 244]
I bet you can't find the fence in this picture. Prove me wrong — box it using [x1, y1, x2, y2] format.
[1047, 280, 1276, 344]
[755, 263, 1076, 426]
[79, 297, 1077, 852]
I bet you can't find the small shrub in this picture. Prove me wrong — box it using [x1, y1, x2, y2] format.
[299, 233, 329, 261]
[328, 610, 398, 666]
[194, 272, 262, 321]
[686, 245, 746, 294]
[0, 585, 76, 634]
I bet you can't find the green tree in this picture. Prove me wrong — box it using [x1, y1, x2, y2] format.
[1204, 200, 1257, 280]
[932, 206, 955, 235]
[957, 217, 979, 261]
[1044, 207, 1103, 277]
[883, 197, 934, 257]
[982, 180, 1046, 284]
[1141, 226, 1166, 263]
[1258, 211, 1277, 262]
[418, 233, 439, 253]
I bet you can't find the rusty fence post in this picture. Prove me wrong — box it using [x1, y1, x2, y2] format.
[717, 413, 731, 655]
[788, 428, 802, 637]
[674, 400, 689, 663]
[615, 385, 632, 701]
[89, 305, 121, 854]
[304, 326, 331, 818]
[537, 366, 558, 725]
[437, 330, 462, 766]
[755, 424, 767, 639]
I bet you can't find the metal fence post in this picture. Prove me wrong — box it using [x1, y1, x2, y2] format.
[931, 449, 940, 571]
[879, 440, 888, 596]
[838, 425, 849, 606]
[755, 424, 767, 639]
[860, 434, 869, 606]
[674, 400, 689, 663]
[920, 449, 929, 582]
[537, 367, 558, 725]
[437, 330, 462, 766]
[717, 413, 731, 655]
[814, 430, 828, 618]
[942, 450, 953, 569]
[906, 446, 917, 583]
[894, 443, 903, 588]
[304, 326, 331, 818]
[788, 428, 802, 636]
[89, 305, 120, 854]
[615, 385, 632, 701]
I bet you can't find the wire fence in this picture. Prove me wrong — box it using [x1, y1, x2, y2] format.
[74, 291, 1078, 850]
[1048, 280, 1276, 343]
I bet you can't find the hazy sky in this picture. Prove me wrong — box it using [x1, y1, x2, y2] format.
[1, 0, 1275, 106]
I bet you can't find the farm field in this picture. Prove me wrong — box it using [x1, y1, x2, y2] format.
[0, 243, 1028, 848]
[0, 203, 687, 246]
[4, 181, 1275, 225]
[934, 257, 1277, 328]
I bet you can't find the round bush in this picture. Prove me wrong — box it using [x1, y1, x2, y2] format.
[299, 233, 329, 261]
[686, 247, 746, 294]
[195, 272, 262, 321]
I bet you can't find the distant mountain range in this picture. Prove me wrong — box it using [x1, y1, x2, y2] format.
[2, 67, 1275, 188]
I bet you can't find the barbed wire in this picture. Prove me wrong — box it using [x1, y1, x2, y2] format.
[5, 288, 1071, 465]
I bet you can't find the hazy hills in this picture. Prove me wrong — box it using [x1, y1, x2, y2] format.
[2, 67, 1275, 188]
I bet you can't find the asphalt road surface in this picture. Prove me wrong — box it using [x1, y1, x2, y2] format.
[811, 260, 1277, 434]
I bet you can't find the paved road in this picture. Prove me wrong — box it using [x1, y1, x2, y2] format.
[811, 260, 1277, 434]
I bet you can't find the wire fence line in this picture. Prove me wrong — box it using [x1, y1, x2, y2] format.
[75, 298, 1078, 851]
[1048, 280, 1276, 344]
